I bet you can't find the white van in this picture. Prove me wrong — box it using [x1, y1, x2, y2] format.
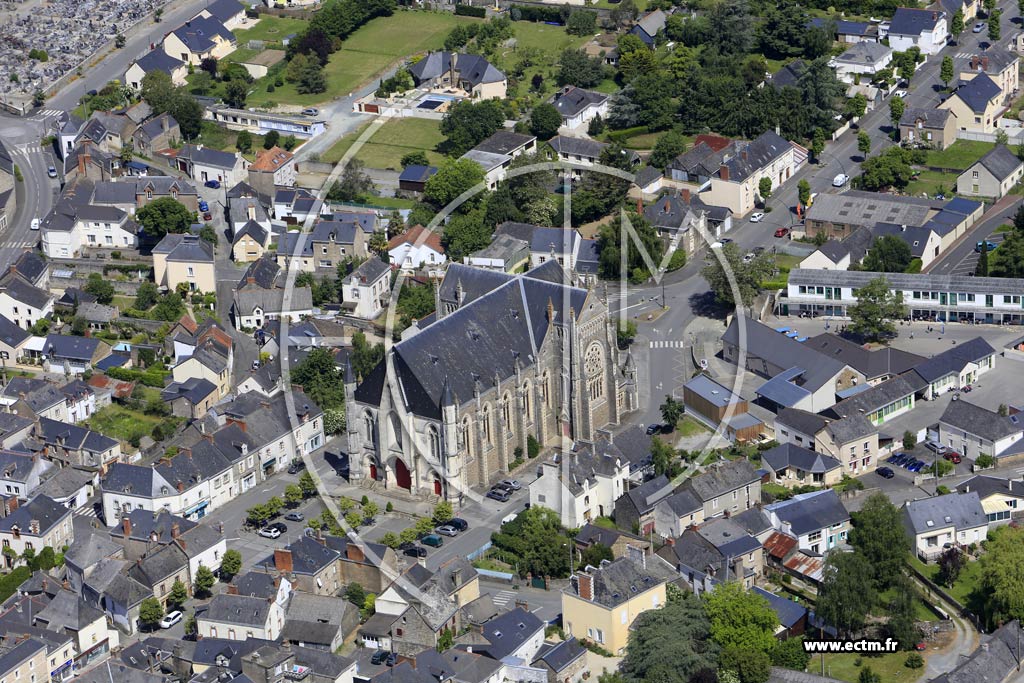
[30, 218, 40, 231]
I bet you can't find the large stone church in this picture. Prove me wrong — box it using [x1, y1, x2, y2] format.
[344, 261, 639, 501]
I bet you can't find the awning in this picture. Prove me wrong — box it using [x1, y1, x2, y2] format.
[262, 458, 277, 468]
[24, 337, 47, 353]
[185, 500, 210, 514]
[982, 498, 1011, 515]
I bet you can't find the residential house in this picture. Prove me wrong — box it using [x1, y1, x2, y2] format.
[0, 315, 28, 365]
[931, 0, 978, 22]
[800, 333, 924, 385]
[0, 377, 74, 422]
[323, 535, 398, 595]
[166, 144, 249, 187]
[29, 417, 121, 470]
[908, 336, 996, 398]
[886, 8, 947, 55]
[127, 543, 191, 607]
[938, 399, 1024, 461]
[0, 495, 73, 566]
[465, 234, 530, 273]
[547, 135, 639, 171]
[0, 272, 53, 330]
[900, 108, 958, 150]
[153, 234, 216, 293]
[551, 87, 609, 129]
[903, 491, 987, 560]
[124, 51, 188, 90]
[407, 52, 507, 99]
[761, 442, 843, 488]
[360, 564, 460, 656]
[461, 132, 537, 189]
[0, 451, 52, 499]
[161, 378, 219, 419]
[939, 73, 1005, 134]
[281, 592, 358, 652]
[765, 489, 850, 553]
[529, 437, 630, 528]
[660, 516, 765, 590]
[197, 593, 284, 641]
[412, 648, 504, 683]
[574, 523, 651, 560]
[958, 52, 1020, 103]
[0, 636, 48, 683]
[678, 458, 761, 520]
[192, 0, 247, 31]
[340, 258, 390, 320]
[930, 620, 1024, 683]
[388, 225, 446, 273]
[33, 466, 96, 511]
[700, 131, 798, 218]
[41, 336, 111, 376]
[613, 474, 674, 535]
[471, 607, 545, 664]
[132, 114, 180, 158]
[956, 474, 1024, 525]
[233, 258, 314, 328]
[652, 487, 704, 539]
[268, 537, 341, 597]
[642, 190, 721, 256]
[681, 374, 764, 443]
[957, 144, 1024, 198]
[562, 551, 675, 655]
[110, 509, 226, 576]
[232, 221, 271, 263]
[247, 147, 295, 200]
[172, 342, 232, 400]
[240, 645, 355, 683]
[629, 9, 666, 46]
[228, 193, 271, 237]
[532, 639, 587, 683]
[831, 42, 893, 83]
[162, 16, 237, 66]
[825, 375, 917, 427]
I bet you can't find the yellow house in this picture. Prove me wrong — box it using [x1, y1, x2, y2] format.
[232, 220, 270, 263]
[153, 234, 217, 293]
[939, 73, 1006, 134]
[562, 552, 676, 655]
[699, 130, 796, 218]
[958, 53, 1019, 102]
[162, 16, 236, 66]
[173, 345, 232, 398]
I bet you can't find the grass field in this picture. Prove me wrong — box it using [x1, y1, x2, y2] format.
[819, 652, 928, 683]
[351, 118, 446, 170]
[905, 169, 959, 198]
[924, 140, 995, 170]
[248, 11, 479, 108]
[909, 554, 985, 614]
[233, 16, 308, 47]
[194, 120, 268, 155]
[85, 405, 162, 444]
[490, 22, 591, 100]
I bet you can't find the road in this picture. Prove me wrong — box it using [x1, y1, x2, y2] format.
[925, 194, 1022, 275]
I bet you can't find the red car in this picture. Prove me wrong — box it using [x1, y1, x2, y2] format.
[915, 642, 927, 651]
[774, 227, 790, 238]
[944, 451, 962, 464]
[202, 212, 213, 221]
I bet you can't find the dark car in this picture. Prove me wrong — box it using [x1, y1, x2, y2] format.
[421, 534, 444, 548]
[284, 512, 304, 522]
[877, 467, 895, 479]
[486, 488, 510, 502]
[402, 546, 427, 558]
[645, 424, 660, 435]
[268, 522, 287, 533]
[87, 89, 98, 96]
[492, 481, 516, 494]
[448, 518, 469, 531]
[287, 461, 305, 474]
[204, 179, 221, 189]
[198, 200, 209, 212]
[370, 651, 388, 665]
[385, 653, 397, 667]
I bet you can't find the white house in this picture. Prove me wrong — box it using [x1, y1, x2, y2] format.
[831, 41, 894, 83]
[529, 438, 630, 528]
[938, 399, 1024, 460]
[0, 273, 54, 330]
[387, 225, 446, 273]
[764, 489, 851, 554]
[167, 144, 249, 187]
[340, 258, 390, 320]
[903, 491, 987, 561]
[124, 50, 188, 91]
[193, 0, 248, 31]
[198, 593, 284, 641]
[0, 495, 74, 564]
[552, 87, 610, 129]
[886, 7, 947, 55]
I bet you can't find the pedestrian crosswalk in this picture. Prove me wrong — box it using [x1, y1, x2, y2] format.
[491, 590, 516, 608]
[29, 109, 63, 121]
[649, 340, 686, 349]
[75, 506, 98, 519]
[953, 52, 975, 60]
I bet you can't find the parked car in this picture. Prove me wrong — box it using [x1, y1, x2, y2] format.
[285, 512, 304, 522]
[910, 460, 926, 472]
[370, 651, 388, 665]
[499, 479, 522, 491]
[30, 218, 40, 231]
[486, 488, 511, 502]
[47, 166, 57, 178]
[877, 467, 895, 479]
[287, 460, 304, 474]
[436, 524, 459, 537]
[159, 610, 183, 629]
[267, 522, 287, 533]
[749, 212, 765, 223]
[302, 107, 319, 116]
[204, 179, 221, 189]
[421, 534, 444, 548]
[645, 424, 660, 435]
[924, 441, 949, 455]
[774, 227, 790, 238]
[258, 526, 281, 539]
[944, 451, 962, 464]
[832, 173, 849, 187]
[886, 454, 901, 463]
[976, 240, 997, 253]
[202, 212, 213, 221]
[720, 238, 733, 244]
[973, 21, 985, 32]
[198, 200, 209, 212]
[448, 518, 469, 531]
[894, 90, 908, 99]
[403, 546, 427, 558]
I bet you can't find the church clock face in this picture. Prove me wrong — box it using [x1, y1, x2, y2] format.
[585, 344, 603, 376]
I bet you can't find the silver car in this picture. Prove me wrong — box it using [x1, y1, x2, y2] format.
[436, 524, 459, 537]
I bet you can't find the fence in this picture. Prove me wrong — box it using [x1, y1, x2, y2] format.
[466, 541, 492, 561]
[475, 568, 515, 582]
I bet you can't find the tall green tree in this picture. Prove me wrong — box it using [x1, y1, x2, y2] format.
[650, 437, 681, 478]
[168, 578, 188, 609]
[556, 49, 605, 88]
[84, 272, 115, 304]
[981, 524, 1024, 623]
[139, 598, 164, 630]
[857, 131, 872, 160]
[194, 565, 216, 598]
[848, 277, 907, 342]
[490, 506, 573, 578]
[220, 549, 242, 579]
[862, 235, 912, 273]
[817, 550, 875, 638]
[798, 179, 812, 207]
[700, 243, 776, 307]
[136, 197, 195, 240]
[940, 56, 955, 89]
[758, 177, 773, 203]
[704, 581, 778, 658]
[649, 130, 689, 170]
[889, 95, 906, 129]
[886, 575, 921, 649]
[849, 493, 909, 588]
[439, 99, 506, 155]
[989, 10, 1002, 41]
[977, 240, 990, 276]
[951, 9, 965, 41]
[424, 157, 486, 210]
[620, 590, 719, 683]
[660, 395, 684, 430]
[293, 347, 346, 410]
[529, 103, 562, 140]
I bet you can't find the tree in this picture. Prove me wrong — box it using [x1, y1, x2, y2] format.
[651, 437, 681, 478]
[284, 484, 303, 507]
[977, 239, 990, 276]
[810, 128, 826, 163]
[989, 10, 1001, 41]
[700, 242, 777, 308]
[566, 9, 597, 35]
[168, 578, 188, 609]
[705, 581, 778, 659]
[425, 157, 486, 210]
[400, 151, 430, 168]
[132, 281, 159, 310]
[886, 575, 920, 649]
[1000, 403, 1010, 416]
[595, 211, 662, 281]
[433, 501, 453, 525]
[845, 92, 868, 120]
[194, 565, 215, 598]
[220, 549, 242, 579]
[903, 430, 917, 450]
[660, 395, 683, 430]
[940, 56, 954, 89]
[859, 146, 918, 192]
[981, 524, 1024, 623]
[297, 61, 327, 94]
[490, 507, 573, 578]
[437, 627, 454, 652]
[758, 2, 809, 60]
[617, 319, 637, 348]
[439, 99, 505, 156]
[345, 582, 366, 606]
[757, 177, 773, 205]
[889, 95, 906, 129]
[648, 130, 688, 171]
[938, 546, 965, 587]
[951, 9, 965, 41]
[84, 272, 115, 304]
[263, 130, 281, 149]
[225, 80, 248, 109]
[863, 236, 913, 273]
[328, 158, 375, 202]
[580, 543, 613, 569]
[817, 550, 875, 638]
[556, 49, 605, 88]
[293, 348, 345, 410]
[720, 646, 771, 683]
[139, 598, 163, 630]
[351, 330, 385, 380]
[299, 471, 317, 498]
[529, 103, 562, 140]
[363, 501, 379, 520]
[849, 492, 908, 588]
[773, 638, 810, 671]
[798, 179, 812, 207]
[859, 668, 882, 683]
[857, 131, 872, 161]
[136, 197, 195, 239]
[620, 591, 719, 683]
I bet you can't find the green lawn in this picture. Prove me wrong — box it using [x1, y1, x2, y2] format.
[910, 554, 985, 613]
[677, 416, 710, 437]
[924, 140, 995, 170]
[905, 169, 959, 198]
[233, 16, 308, 47]
[819, 652, 929, 683]
[350, 117, 446, 170]
[84, 405, 163, 444]
[194, 120, 268, 155]
[506, 21, 589, 52]
[490, 22, 590, 100]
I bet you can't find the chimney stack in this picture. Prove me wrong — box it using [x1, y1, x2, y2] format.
[274, 548, 293, 573]
[577, 573, 593, 601]
[346, 543, 365, 563]
[123, 517, 132, 538]
[171, 522, 180, 539]
[681, 188, 691, 203]
[719, 164, 730, 182]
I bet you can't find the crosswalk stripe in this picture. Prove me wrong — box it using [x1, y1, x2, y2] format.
[491, 590, 515, 606]
[649, 340, 686, 349]
[74, 507, 96, 518]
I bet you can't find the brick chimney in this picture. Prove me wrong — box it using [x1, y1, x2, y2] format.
[982, 56, 989, 70]
[681, 188, 691, 203]
[171, 522, 180, 539]
[719, 164, 730, 182]
[346, 544, 364, 563]
[227, 584, 238, 595]
[577, 573, 593, 601]
[123, 517, 132, 538]
[176, 481, 184, 493]
[29, 520, 39, 535]
[275, 548, 293, 573]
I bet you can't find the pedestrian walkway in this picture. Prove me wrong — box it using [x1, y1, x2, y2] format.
[649, 340, 686, 349]
[490, 589, 516, 608]
[74, 506, 98, 519]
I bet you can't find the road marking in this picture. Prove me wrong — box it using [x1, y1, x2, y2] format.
[74, 507, 97, 518]
[650, 340, 686, 349]
[491, 590, 516, 607]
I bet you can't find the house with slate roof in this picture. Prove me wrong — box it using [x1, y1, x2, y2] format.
[938, 399, 1024, 461]
[162, 15, 237, 66]
[0, 272, 53, 331]
[765, 489, 850, 553]
[653, 487, 704, 538]
[761, 442, 843, 488]
[824, 374, 917, 427]
[323, 534, 399, 594]
[700, 130, 800, 217]
[546, 135, 640, 172]
[408, 52, 507, 99]
[361, 563, 462, 656]
[908, 336, 996, 398]
[658, 516, 765, 591]
[532, 637, 587, 683]
[887, 7, 947, 55]
[247, 146, 295, 201]
[124, 50, 188, 90]
[529, 436, 630, 527]
[574, 522, 651, 559]
[153, 234, 216, 293]
[940, 72, 1006, 134]
[958, 51, 1020, 103]
[193, 0, 247, 31]
[282, 592, 357, 651]
[931, 619, 1024, 683]
[132, 114, 180, 158]
[958, 144, 1024, 198]
[903, 491, 986, 560]
[161, 377, 219, 419]
[831, 42, 893, 83]
[267, 536, 341, 597]
[127, 543, 191, 607]
[551, 86, 609, 129]
[753, 587, 809, 638]
[629, 9, 666, 46]
[614, 474, 674, 535]
[198, 593, 284, 641]
[678, 458, 761, 520]
[956, 474, 1024, 525]
[0, 495, 73, 565]
[900, 107, 958, 150]
[171, 320, 233, 399]
[276, 219, 369, 275]
[346, 261, 638, 500]
[165, 143, 248, 187]
[233, 257, 315, 328]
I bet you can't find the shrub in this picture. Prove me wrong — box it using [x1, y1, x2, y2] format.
[667, 248, 687, 271]
[976, 454, 996, 469]
[386, 502, 394, 513]
[455, 4, 486, 17]
[905, 653, 924, 669]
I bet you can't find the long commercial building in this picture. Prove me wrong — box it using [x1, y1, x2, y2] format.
[780, 269, 1024, 324]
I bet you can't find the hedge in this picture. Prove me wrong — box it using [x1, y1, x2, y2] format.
[106, 366, 170, 388]
[0, 567, 31, 603]
[455, 4, 486, 17]
[510, 4, 565, 24]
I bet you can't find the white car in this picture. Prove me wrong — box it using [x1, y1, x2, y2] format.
[159, 610, 183, 629]
[258, 526, 282, 539]
[894, 90, 908, 99]
[832, 174, 849, 187]
[743, 252, 756, 263]
[749, 212, 765, 223]
[30, 218, 40, 231]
